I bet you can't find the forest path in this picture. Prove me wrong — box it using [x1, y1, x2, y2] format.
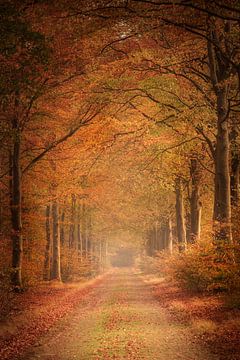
[23, 269, 217, 360]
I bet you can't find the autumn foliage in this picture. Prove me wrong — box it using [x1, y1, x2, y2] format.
[0, 0, 239, 334]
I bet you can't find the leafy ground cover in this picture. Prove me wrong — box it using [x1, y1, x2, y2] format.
[0, 276, 106, 360]
[1, 269, 239, 360]
[149, 275, 240, 360]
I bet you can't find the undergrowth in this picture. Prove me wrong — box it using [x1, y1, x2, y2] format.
[139, 241, 240, 296]
[0, 269, 15, 320]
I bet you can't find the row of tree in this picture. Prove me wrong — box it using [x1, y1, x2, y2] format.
[0, 0, 239, 292]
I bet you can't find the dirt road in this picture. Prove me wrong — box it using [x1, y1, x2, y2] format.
[23, 269, 217, 360]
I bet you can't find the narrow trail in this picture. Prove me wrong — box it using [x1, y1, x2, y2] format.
[23, 269, 217, 360]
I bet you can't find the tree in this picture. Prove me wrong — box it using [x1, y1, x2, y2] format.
[51, 201, 61, 281]
[1, 0, 239, 292]
[175, 177, 187, 252]
[0, 3, 51, 289]
[43, 204, 51, 280]
[207, 18, 233, 243]
[190, 158, 202, 243]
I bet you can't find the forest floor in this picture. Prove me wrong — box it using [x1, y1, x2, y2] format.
[0, 268, 239, 360]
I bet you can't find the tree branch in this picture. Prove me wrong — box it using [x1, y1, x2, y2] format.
[22, 106, 103, 174]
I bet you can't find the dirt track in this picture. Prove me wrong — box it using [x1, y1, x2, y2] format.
[20, 268, 219, 360]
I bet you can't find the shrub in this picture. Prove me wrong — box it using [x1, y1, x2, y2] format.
[167, 242, 240, 292]
[139, 242, 240, 293]
[0, 238, 14, 319]
[137, 252, 171, 276]
[61, 247, 101, 281]
[137, 254, 160, 275]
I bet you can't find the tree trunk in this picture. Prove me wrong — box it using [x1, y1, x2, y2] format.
[165, 218, 173, 254]
[51, 201, 61, 281]
[186, 211, 191, 244]
[0, 191, 2, 233]
[105, 240, 108, 268]
[231, 153, 239, 207]
[148, 228, 155, 255]
[81, 201, 87, 256]
[43, 205, 51, 280]
[160, 225, 166, 251]
[175, 177, 186, 252]
[213, 89, 232, 242]
[207, 22, 232, 243]
[230, 135, 240, 207]
[153, 223, 159, 251]
[69, 194, 76, 248]
[60, 208, 65, 246]
[99, 239, 102, 271]
[190, 158, 202, 243]
[87, 214, 92, 265]
[10, 118, 23, 290]
[77, 202, 82, 260]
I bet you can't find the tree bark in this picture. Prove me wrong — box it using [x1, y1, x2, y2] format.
[99, 239, 102, 271]
[146, 229, 153, 256]
[77, 202, 82, 260]
[230, 129, 240, 206]
[0, 191, 2, 233]
[190, 158, 202, 243]
[87, 213, 92, 260]
[231, 153, 239, 207]
[43, 205, 51, 280]
[207, 20, 232, 243]
[60, 209, 65, 246]
[69, 194, 76, 248]
[10, 117, 23, 290]
[154, 223, 159, 251]
[160, 225, 166, 251]
[105, 240, 108, 268]
[165, 218, 173, 254]
[186, 211, 191, 244]
[175, 177, 187, 252]
[81, 201, 87, 256]
[213, 89, 232, 242]
[51, 201, 61, 281]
